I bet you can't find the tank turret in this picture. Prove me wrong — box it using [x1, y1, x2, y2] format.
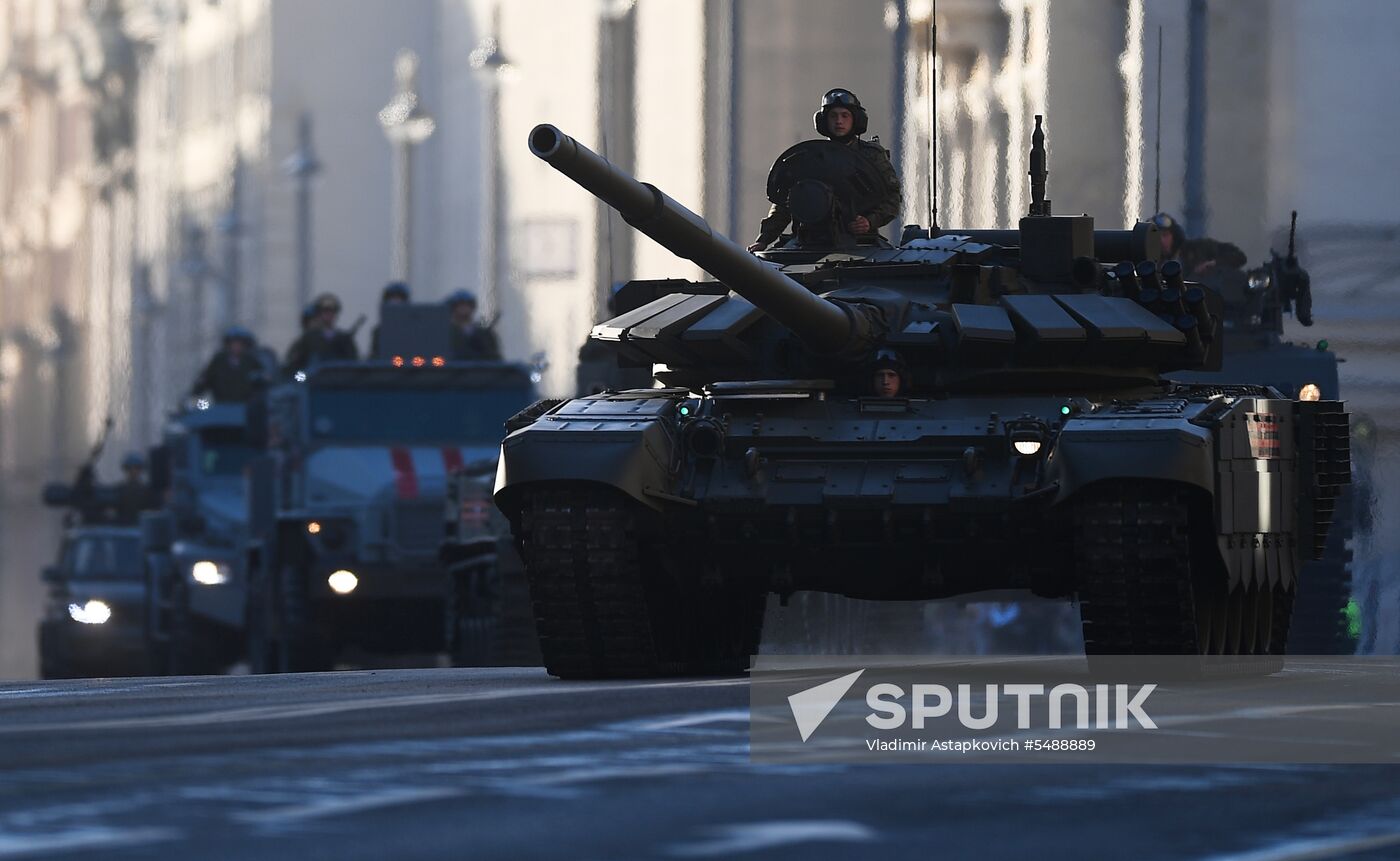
[530, 121, 1219, 392]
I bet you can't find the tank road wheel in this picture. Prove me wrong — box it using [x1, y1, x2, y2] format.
[519, 486, 765, 679]
[274, 563, 333, 673]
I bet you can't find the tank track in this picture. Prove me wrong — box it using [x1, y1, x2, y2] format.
[1075, 483, 1293, 668]
[520, 485, 763, 679]
[1076, 486, 1199, 654]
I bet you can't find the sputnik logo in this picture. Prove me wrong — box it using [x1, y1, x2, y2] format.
[787, 670, 865, 742]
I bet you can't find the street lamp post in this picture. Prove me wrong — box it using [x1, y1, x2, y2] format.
[281, 113, 321, 309]
[378, 50, 436, 285]
[470, 30, 513, 324]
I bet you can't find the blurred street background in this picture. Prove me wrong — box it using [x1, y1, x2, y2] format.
[1, 0, 1397, 679]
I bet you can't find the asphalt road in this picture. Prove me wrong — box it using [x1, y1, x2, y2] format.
[0, 668, 1398, 861]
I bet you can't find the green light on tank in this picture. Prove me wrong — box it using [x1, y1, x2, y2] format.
[1345, 599, 1362, 640]
[1060, 405, 1072, 416]
[1316, 339, 1329, 351]
[678, 405, 691, 417]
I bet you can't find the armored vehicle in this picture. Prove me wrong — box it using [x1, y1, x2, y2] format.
[1174, 215, 1356, 653]
[38, 526, 150, 678]
[494, 121, 1350, 679]
[141, 403, 259, 674]
[244, 317, 538, 672]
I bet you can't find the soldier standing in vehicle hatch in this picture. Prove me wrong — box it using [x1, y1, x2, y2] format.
[748, 88, 902, 252]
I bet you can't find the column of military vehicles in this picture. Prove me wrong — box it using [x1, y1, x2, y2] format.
[36, 112, 1355, 680]
[38, 305, 538, 678]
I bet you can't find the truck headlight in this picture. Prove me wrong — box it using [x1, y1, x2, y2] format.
[191, 560, 230, 586]
[328, 570, 358, 595]
[68, 600, 111, 625]
[1298, 383, 1321, 402]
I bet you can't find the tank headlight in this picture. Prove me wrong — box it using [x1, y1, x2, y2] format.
[1013, 440, 1043, 456]
[1247, 270, 1272, 293]
[68, 600, 112, 625]
[1007, 419, 1049, 458]
[293, 370, 307, 383]
[307, 521, 322, 535]
[328, 570, 358, 595]
[1299, 383, 1322, 402]
[191, 560, 230, 586]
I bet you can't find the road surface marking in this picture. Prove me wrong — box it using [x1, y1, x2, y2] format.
[0, 676, 748, 733]
[0, 827, 179, 858]
[232, 786, 462, 825]
[0, 682, 203, 700]
[627, 709, 752, 732]
[667, 820, 876, 857]
[1203, 830, 1400, 861]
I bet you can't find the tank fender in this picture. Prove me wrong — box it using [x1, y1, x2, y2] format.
[1048, 419, 1215, 501]
[493, 395, 681, 517]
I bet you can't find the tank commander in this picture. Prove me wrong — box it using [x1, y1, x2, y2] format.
[190, 325, 265, 403]
[748, 88, 902, 252]
[870, 349, 908, 398]
[283, 292, 359, 375]
[446, 290, 502, 361]
[370, 281, 411, 358]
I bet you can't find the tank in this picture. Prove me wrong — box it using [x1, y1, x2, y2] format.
[496, 120, 1352, 679]
[1173, 214, 1357, 653]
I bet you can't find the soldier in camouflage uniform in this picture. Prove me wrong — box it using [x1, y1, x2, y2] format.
[748, 88, 902, 252]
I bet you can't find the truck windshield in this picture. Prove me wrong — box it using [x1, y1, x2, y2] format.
[307, 387, 535, 444]
[65, 534, 142, 581]
[198, 428, 259, 476]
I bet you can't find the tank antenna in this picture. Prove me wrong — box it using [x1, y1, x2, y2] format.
[1287, 209, 1298, 264]
[1153, 26, 1163, 215]
[927, 20, 938, 230]
[1028, 115, 1050, 216]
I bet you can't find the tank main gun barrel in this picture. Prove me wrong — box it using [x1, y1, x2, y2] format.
[528, 124, 853, 354]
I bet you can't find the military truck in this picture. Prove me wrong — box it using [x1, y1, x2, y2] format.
[244, 305, 538, 672]
[1173, 214, 1357, 653]
[141, 402, 260, 674]
[493, 121, 1350, 679]
[38, 525, 150, 678]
